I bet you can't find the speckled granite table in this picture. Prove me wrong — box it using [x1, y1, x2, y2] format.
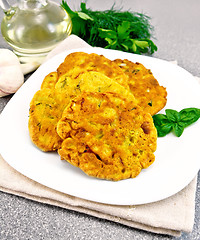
[0, 0, 200, 239]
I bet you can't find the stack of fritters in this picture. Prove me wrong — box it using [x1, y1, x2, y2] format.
[29, 52, 167, 181]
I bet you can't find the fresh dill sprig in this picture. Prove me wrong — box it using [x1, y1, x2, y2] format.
[61, 1, 157, 54]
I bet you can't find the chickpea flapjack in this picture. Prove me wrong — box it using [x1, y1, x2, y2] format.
[57, 92, 157, 181]
[29, 88, 65, 151]
[41, 72, 58, 89]
[113, 59, 167, 115]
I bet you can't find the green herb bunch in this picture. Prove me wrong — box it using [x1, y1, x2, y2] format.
[61, 1, 157, 54]
[153, 108, 200, 137]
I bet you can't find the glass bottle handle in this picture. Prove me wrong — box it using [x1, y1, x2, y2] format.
[0, 0, 16, 17]
[0, 0, 11, 11]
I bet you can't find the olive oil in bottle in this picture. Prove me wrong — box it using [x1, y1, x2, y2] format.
[1, 0, 72, 62]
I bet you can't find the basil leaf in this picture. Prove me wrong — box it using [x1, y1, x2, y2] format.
[153, 114, 168, 122]
[153, 114, 169, 128]
[173, 123, 184, 137]
[153, 107, 200, 137]
[153, 114, 172, 137]
[165, 109, 180, 122]
[156, 123, 173, 137]
[179, 108, 200, 127]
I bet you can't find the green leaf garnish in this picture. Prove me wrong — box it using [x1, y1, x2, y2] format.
[77, 12, 93, 21]
[153, 108, 200, 137]
[61, 1, 157, 54]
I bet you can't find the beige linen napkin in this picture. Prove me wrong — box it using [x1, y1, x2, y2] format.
[0, 35, 198, 237]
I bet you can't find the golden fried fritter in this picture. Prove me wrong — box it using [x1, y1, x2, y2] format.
[28, 88, 66, 151]
[113, 59, 167, 115]
[29, 71, 136, 152]
[41, 72, 58, 89]
[56, 52, 129, 89]
[57, 92, 157, 181]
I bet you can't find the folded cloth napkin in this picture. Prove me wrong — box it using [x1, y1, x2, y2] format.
[0, 35, 198, 237]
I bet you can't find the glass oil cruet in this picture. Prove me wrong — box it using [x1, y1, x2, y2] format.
[0, 0, 72, 63]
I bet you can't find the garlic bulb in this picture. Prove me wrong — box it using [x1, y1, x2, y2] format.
[0, 49, 24, 97]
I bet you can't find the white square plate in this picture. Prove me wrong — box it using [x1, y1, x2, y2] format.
[0, 47, 200, 205]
